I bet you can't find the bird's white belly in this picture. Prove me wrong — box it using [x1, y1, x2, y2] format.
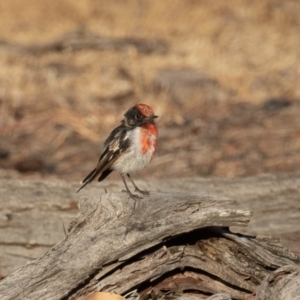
[112, 127, 156, 174]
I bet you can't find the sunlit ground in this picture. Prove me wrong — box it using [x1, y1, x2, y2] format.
[0, 0, 300, 181]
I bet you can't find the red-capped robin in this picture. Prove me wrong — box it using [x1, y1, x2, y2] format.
[77, 104, 158, 200]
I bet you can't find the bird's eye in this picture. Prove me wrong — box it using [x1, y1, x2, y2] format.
[135, 114, 142, 119]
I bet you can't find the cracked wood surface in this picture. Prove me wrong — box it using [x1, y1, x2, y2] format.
[0, 173, 300, 276]
[256, 265, 300, 300]
[0, 172, 300, 277]
[70, 227, 298, 300]
[0, 192, 252, 300]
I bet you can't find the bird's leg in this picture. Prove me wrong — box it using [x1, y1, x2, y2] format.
[121, 174, 142, 202]
[127, 173, 149, 195]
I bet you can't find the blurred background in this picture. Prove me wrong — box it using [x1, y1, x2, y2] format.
[0, 0, 300, 182]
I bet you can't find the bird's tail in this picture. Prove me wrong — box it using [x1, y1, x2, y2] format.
[76, 168, 98, 193]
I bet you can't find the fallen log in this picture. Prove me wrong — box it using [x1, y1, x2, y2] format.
[1, 173, 300, 278]
[0, 192, 298, 300]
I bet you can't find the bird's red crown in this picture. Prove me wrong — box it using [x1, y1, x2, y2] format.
[136, 104, 155, 117]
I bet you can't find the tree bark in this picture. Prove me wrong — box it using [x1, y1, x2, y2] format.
[0, 191, 299, 300]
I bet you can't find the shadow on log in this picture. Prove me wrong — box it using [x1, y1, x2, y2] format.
[0, 192, 299, 300]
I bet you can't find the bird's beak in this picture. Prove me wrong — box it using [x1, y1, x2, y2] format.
[152, 115, 158, 119]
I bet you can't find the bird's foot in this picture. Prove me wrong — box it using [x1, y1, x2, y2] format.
[122, 189, 143, 200]
[135, 188, 149, 195]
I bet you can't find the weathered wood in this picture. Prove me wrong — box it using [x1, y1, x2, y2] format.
[256, 265, 300, 300]
[1, 172, 300, 277]
[77, 226, 297, 297]
[0, 192, 253, 300]
[175, 295, 232, 300]
[0, 180, 78, 276]
[71, 226, 298, 300]
[0, 183, 300, 299]
[206, 295, 232, 300]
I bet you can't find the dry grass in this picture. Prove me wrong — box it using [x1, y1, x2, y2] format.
[0, 0, 300, 181]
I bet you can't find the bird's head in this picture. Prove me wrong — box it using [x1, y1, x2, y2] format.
[123, 104, 158, 127]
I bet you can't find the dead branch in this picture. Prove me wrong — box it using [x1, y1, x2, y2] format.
[0, 191, 298, 300]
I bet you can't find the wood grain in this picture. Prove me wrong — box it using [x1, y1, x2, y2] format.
[0, 192, 252, 299]
[0, 173, 299, 299]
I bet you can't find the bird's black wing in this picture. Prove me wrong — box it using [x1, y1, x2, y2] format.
[76, 124, 131, 193]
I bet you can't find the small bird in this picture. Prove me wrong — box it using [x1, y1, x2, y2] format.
[77, 104, 158, 200]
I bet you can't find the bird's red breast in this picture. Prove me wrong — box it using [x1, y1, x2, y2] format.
[140, 123, 158, 158]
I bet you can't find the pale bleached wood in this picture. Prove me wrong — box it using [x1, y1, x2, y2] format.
[0, 192, 251, 300]
[70, 226, 298, 300]
[0, 172, 300, 276]
[256, 265, 300, 300]
[206, 295, 232, 300]
[0, 181, 299, 300]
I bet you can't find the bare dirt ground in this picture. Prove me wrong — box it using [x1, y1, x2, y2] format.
[0, 0, 300, 182]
